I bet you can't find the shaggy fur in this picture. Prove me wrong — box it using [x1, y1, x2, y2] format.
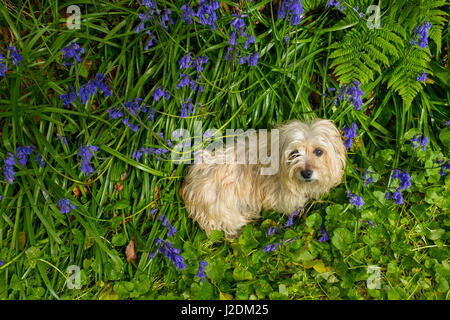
[182, 119, 346, 239]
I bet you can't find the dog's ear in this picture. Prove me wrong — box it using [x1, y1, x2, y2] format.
[312, 119, 346, 185]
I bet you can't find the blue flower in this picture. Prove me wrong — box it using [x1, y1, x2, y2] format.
[61, 42, 85, 66]
[411, 22, 431, 49]
[346, 190, 364, 209]
[60, 86, 77, 108]
[78, 145, 98, 176]
[196, 260, 207, 282]
[122, 118, 139, 132]
[58, 198, 76, 214]
[35, 154, 44, 167]
[362, 169, 374, 186]
[152, 86, 170, 102]
[16, 145, 35, 166]
[341, 123, 357, 150]
[56, 135, 67, 145]
[181, 4, 195, 24]
[416, 70, 426, 82]
[318, 226, 329, 242]
[0, 53, 7, 76]
[345, 80, 364, 110]
[3, 153, 16, 184]
[108, 107, 123, 119]
[179, 99, 194, 118]
[391, 188, 403, 205]
[410, 134, 428, 151]
[144, 31, 157, 50]
[278, 0, 303, 26]
[154, 238, 186, 270]
[7, 46, 22, 66]
[245, 52, 259, 66]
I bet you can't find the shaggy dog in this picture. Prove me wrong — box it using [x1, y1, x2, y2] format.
[182, 119, 346, 239]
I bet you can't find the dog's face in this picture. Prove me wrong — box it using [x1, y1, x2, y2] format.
[278, 119, 346, 193]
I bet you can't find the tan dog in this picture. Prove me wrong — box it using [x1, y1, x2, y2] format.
[182, 119, 346, 239]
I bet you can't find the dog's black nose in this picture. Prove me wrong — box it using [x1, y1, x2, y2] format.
[301, 170, 313, 179]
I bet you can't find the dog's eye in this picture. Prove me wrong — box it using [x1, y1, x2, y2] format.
[288, 150, 300, 160]
[314, 149, 323, 157]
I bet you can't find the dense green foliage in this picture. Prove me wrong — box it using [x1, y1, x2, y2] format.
[0, 0, 448, 300]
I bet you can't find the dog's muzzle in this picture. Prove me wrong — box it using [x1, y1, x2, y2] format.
[300, 169, 313, 181]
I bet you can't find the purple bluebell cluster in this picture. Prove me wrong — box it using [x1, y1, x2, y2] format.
[266, 208, 300, 236]
[352, 6, 365, 18]
[327, 0, 345, 12]
[152, 86, 170, 102]
[346, 190, 364, 209]
[151, 237, 186, 270]
[196, 260, 207, 282]
[385, 169, 411, 205]
[60, 86, 77, 108]
[179, 99, 195, 118]
[35, 154, 44, 167]
[77, 145, 98, 176]
[362, 169, 374, 186]
[410, 22, 431, 49]
[223, 12, 258, 66]
[177, 53, 208, 94]
[3, 153, 16, 185]
[318, 226, 329, 242]
[0, 53, 6, 76]
[332, 81, 364, 110]
[263, 238, 296, 252]
[277, 0, 303, 26]
[341, 122, 357, 150]
[61, 43, 85, 67]
[410, 134, 428, 151]
[181, 1, 220, 31]
[135, 1, 173, 33]
[158, 213, 177, 236]
[74, 73, 111, 105]
[416, 70, 426, 82]
[436, 160, 450, 176]
[7, 46, 22, 66]
[2, 145, 40, 184]
[132, 145, 169, 162]
[58, 198, 76, 214]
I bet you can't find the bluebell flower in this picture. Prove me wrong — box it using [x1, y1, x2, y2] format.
[346, 190, 364, 209]
[196, 260, 207, 282]
[77, 83, 91, 105]
[35, 154, 44, 167]
[263, 238, 296, 252]
[362, 169, 374, 186]
[61, 42, 85, 66]
[284, 208, 299, 227]
[179, 99, 194, 118]
[132, 149, 143, 162]
[93, 73, 111, 97]
[245, 52, 259, 66]
[7, 46, 22, 66]
[144, 31, 157, 50]
[437, 160, 449, 176]
[148, 107, 155, 122]
[341, 123, 357, 150]
[154, 237, 186, 270]
[411, 22, 431, 49]
[60, 86, 77, 108]
[196, 0, 220, 30]
[78, 145, 98, 176]
[3, 153, 16, 184]
[318, 226, 329, 242]
[135, 12, 148, 33]
[0, 53, 7, 76]
[152, 86, 170, 102]
[410, 134, 428, 151]
[58, 198, 76, 214]
[181, 4, 195, 24]
[159, 9, 173, 31]
[177, 73, 190, 89]
[277, 0, 303, 26]
[391, 188, 403, 205]
[416, 70, 426, 82]
[267, 226, 279, 236]
[397, 170, 411, 190]
[56, 135, 67, 145]
[16, 145, 35, 166]
[122, 118, 139, 132]
[345, 80, 364, 110]
[108, 107, 123, 119]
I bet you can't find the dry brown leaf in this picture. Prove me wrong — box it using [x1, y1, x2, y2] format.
[18, 231, 26, 250]
[126, 238, 137, 264]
